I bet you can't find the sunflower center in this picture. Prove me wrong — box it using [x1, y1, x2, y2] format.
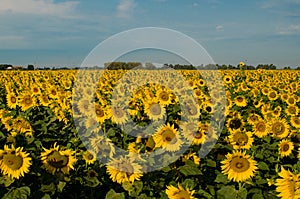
[187, 104, 198, 116]
[96, 108, 104, 117]
[87, 153, 94, 160]
[282, 144, 289, 152]
[193, 131, 203, 139]
[230, 156, 250, 173]
[3, 154, 23, 170]
[229, 118, 242, 129]
[118, 162, 134, 174]
[24, 97, 32, 105]
[234, 132, 248, 146]
[47, 151, 69, 169]
[149, 103, 161, 115]
[272, 122, 285, 135]
[176, 190, 190, 199]
[269, 92, 276, 98]
[11, 96, 17, 103]
[294, 118, 300, 124]
[236, 97, 244, 102]
[159, 91, 169, 101]
[256, 122, 266, 132]
[113, 107, 124, 118]
[162, 129, 176, 143]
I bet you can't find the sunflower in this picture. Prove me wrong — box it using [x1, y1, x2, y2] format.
[110, 105, 129, 125]
[77, 98, 93, 115]
[234, 95, 247, 107]
[144, 100, 166, 121]
[94, 103, 110, 124]
[221, 151, 258, 182]
[181, 152, 200, 165]
[153, 123, 183, 152]
[12, 116, 33, 136]
[90, 135, 115, 158]
[82, 150, 97, 165]
[291, 117, 300, 129]
[166, 183, 196, 199]
[286, 105, 299, 116]
[6, 92, 18, 109]
[38, 94, 51, 107]
[106, 156, 143, 184]
[275, 167, 300, 199]
[223, 75, 232, 84]
[253, 120, 269, 138]
[286, 96, 297, 106]
[270, 119, 290, 139]
[268, 90, 278, 101]
[226, 114, 244, 132]
[278, 139, 294, 158]
[228, 130, 253, 150]
[157, 88, 172, 105]
[40, 143, 77, 175]
[19, 93, 36, 111]
[247, 113, 262, 125]
[0, 145, 32, 179]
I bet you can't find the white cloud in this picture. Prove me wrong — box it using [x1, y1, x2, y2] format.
[0, 0, 79, 18]
[277, 24, 300, 35]
[193, 3, 198, 7]
[117, 0, 136, 18]
[216, 25, 224, 31]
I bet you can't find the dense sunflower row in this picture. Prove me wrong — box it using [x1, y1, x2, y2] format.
[0, 69, 299, 198]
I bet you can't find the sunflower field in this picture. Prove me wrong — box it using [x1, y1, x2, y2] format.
[0, 69, 300, 199]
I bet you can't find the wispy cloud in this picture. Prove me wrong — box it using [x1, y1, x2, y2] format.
[277, 24, 300, 35]
[117, 0, 136, 18]
[216, 25, 224, 32]
[0, 0, 79, 18]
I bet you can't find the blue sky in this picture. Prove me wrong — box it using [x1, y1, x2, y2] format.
[0, 0, 300, 68]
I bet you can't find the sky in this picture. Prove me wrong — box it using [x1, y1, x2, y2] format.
[0, 0, 300, 68]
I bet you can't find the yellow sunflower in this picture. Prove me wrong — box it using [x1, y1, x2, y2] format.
[228, 130, 254, 150]
[290, 117, 300, 129]
[0, 145, 32, 179]
[278, 139, 294, 158]
[253, 119, 269, 138]
[157, 88, 172, 105]
[144, 100, 166, 121]
[82, 150, 97, 165]
[286, 105, 299, 116]
[40, 143, 77, 175]
[153, 123, 183, 152]
[221, 151, 258, 182]
[166, 183, 196, 199]
[19, 93, 36, 111]
[226, 113, 244, 132]
[268, 90, 279, 101]
[6, 92, 18, 109]
[270, 119, 290, 139]
[110, 105, 129, 125]
[234, 95, 247, 107]
[275, 166, 300, 199]
[106, 156, 143, 184]
[90, 135, 115, 158]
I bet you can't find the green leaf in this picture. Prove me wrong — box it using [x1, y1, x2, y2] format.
[122, 181, 133, 191]
[178, 161, 202, 176]
[217, 186, 237, 199]
[198, 189, 213, 199]
[105, 189, 125, 199]
[237, 187, 247, 199]
[258, 162, 269, 171]
[41, 194, 51, 199]
[134, 181, 143, 195]
[57, 181, 66, 193]
[252, 193, 264, 199]
[182, 179, 196, 190]
[214, 173, 229, 184]
[0, 176, 14, 187]
[206, 159, 216, 167]
[2, 186, 31, 199]
[40, 183, 56, 194]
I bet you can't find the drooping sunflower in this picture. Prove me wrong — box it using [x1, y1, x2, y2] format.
[82, 150, 97, 165]
[153, 123, 183, 152]
[40, 143, 77, 175]
[144, 100, 166, 121]
[166, 183, 196, 199]
[275, 167, 300, 199]
[234, 95, 247, 107]
[0, 145, 32, 179]
[253, 119, 269, 138]
[278, 139, 294, 158]
[106, 156, 143, 184]
[221, 151, 258, 182]
[228, 130, 254, 150]
[270, 119, 290, 139]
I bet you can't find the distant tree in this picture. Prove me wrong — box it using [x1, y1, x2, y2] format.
[27, 64, 35, 70]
